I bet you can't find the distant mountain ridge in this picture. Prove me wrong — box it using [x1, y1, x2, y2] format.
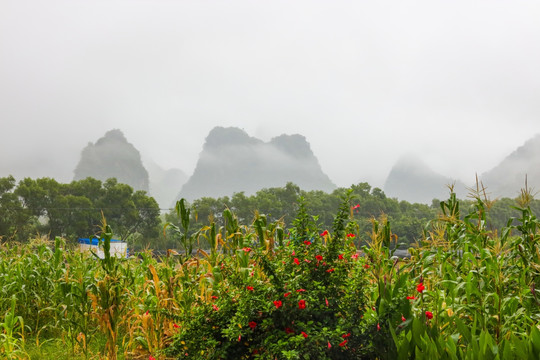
[383, 155, 467, 204]
[177, 127, 336, 200]
[480, 134, 540, 198]
[74, 129, 150, 191]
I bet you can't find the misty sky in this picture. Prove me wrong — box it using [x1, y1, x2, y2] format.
[2, 0, 540, 189]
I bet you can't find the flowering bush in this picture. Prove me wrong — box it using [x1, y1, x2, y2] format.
[168, 194, 388, 359]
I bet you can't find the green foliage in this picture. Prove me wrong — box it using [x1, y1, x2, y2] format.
[0, 176, 161, 246]
[1, 185, 540, 359]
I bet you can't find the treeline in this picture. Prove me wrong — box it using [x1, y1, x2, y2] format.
[166, 182, 437, 247]
[166, 182, 540, 247]
[0, 176, 161, 246]
[2, 176, 539, 249]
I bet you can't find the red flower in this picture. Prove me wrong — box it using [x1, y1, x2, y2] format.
[303, 240, 311, 245]
[284, 292, 291, 297]
[363, 264, 370, 269]
[238, 335, 241, 341]
[242, 247, 251, 252]
[425, 311, 433, 320]
[293, 258, 300, 265]
[342, 333, 351, 338]
[249, 321, 257, 329]
[304, 259, 311, 263]
[247, 286, 254, 291]
[292, 250, 295, 255]
[417, 283, 425, 293]
[285, 327, 295, 334]
[173, 323, 180, 328]
[320, 230, 329, 237]
[211, 295, 218, 300]
[339, 340, 348, 347]
[296, 289, 306, 292]
[377, 323, 381, 331]
[406, 296, 416, 300]
[338, 254, 344, 260]
[353, 204, 360, 210]
[401, 315, 406, 322]
[315, 255, 323, 261]
[325, 298, 329, 307]
[328, 342, 332, 349]
[301, 331, 308, 338]
[212, 304, 219, 311]
[298, 300, 306, 309]
[351, 253, 359, 259]
[273, 300, 282, 309]
[346, 233, 355, 238]
[326, 268, 335, 273]
[149, 356, 156, 360]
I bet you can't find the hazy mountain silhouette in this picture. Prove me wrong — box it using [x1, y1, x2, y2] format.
[144, 160, 188, 209]
[74, 129, 149, 191]
[481, 134, 540, 198]
[384, 155, 467, 204]
[177, 127, 335, 200]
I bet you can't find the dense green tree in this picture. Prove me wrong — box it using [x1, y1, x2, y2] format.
[0, 176, 34, 241]
[3, 176, 161, 246]
[97, 178, 160, 242]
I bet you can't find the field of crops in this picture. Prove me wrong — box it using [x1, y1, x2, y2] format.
[1, 190, 540, 359]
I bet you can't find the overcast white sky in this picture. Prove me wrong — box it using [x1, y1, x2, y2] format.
[1, 0, 540, 188]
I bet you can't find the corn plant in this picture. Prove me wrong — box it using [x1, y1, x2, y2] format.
[88, 223, 131, 360]
[0, 295, 27, 359]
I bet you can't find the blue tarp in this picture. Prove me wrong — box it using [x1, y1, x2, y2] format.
[78, 238, 124, 246]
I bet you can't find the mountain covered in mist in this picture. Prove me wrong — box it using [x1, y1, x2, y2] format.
[480, 134, 540, 198]
[384, 155, 467, 204]
[177, 127, 335, 200]
[74, 129, 150, 191]
[144, 160, 188, 209]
